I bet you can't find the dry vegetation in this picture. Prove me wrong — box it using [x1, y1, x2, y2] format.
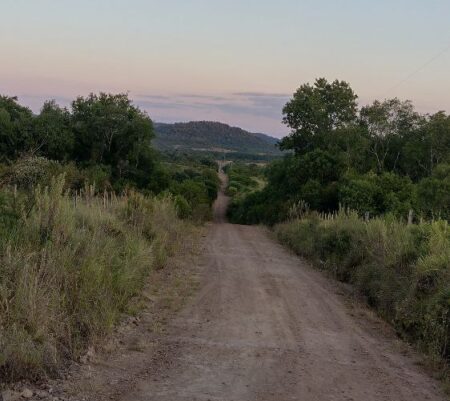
[275, 208, 450, 378]
[0, 175, 192, 381]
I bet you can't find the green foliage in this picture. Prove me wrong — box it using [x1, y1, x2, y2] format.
[0, 96, 33, 161]
[71, 93, 161, 190]
[0, 156, 60, 190]
[173, 179, 209, 206]
[0, 93, 169, 194]
[0, 94, 223, 220]
[280, 78, 358, 154]
[161, 153, 219, 221]
[416, 163, 450, 220]
[0, 191, 20, 240]
[230, 78, 450, 225]
[173, 195, 192, 219]
[33, 100, 74, 161]
[228, 189, 288, 225]
[360, 98, 421, 173]
[224, 162, 263, 197]
[339, 172, 416, 217]
[275, 212, 450, 362]
[225, 162, 269, 222]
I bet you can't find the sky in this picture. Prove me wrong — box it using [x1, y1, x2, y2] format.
[1, 0, 450, 137]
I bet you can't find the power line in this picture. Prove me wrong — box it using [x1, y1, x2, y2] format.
[381, 41, 450, 98]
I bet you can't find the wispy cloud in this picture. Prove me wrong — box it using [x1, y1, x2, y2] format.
[233, 91, 291, 98]
[135, 94, 172, 100]
[133, 92, 290, 137]
[5, 90, 290, 137]
[133, 91, 291, 136]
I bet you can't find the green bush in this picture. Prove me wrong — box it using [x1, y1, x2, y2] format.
[339, 172, 416, 218]
[417, 164, 450, 220]
[173, 194, 192, 219]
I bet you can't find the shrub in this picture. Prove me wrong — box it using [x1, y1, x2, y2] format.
[173, 194, 192, 219]
[339, 172, 416, 217]
[0, 156, 60, 190]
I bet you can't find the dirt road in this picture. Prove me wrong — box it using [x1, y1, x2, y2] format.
[116, 170, 446, 401]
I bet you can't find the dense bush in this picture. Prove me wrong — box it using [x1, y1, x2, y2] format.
[0, 93, 169, 194]
[166, 158, 220, 221]
[224, 163, 271, 223]
[224, 162, 262, 197]
[339, 172, 416, 217]
[275, 212, 450, 362]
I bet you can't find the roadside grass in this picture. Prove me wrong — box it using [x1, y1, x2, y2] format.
[275, 210, 450, 380]
[0, 175, 191, 381]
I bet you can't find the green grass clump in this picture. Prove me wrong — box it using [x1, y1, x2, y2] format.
[275, 210, 450, 363]
[0, 176, 187, 381]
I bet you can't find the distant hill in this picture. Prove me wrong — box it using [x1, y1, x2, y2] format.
[153, 121, 282, 160]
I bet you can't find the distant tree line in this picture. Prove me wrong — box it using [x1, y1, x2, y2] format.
[229, 78, 450, 224]
[0, 93, 169, 192]
[0, 93, 219, 219]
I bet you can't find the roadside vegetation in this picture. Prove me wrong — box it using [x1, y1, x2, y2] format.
[0, 93, 218, 381]
[224, 162, 266, 222]
[276, 210, 449, 369]
[230, 78, 449, 369]
[224, 162, 264, 197]
[0, 177, 189, 380]
[162, 153, 219, 221]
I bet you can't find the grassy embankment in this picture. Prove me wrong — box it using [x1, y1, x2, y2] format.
[275, 208, 449, 377]
[0, 175, 194, 381]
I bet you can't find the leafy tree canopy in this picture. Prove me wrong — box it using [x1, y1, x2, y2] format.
[280, 78, 358, 154]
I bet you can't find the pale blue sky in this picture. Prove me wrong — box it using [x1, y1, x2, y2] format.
[1, 0, 449, 136]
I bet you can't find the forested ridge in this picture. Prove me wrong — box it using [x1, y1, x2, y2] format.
[154, 121, 282, 161]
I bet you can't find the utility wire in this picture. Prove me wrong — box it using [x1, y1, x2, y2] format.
[381, 41, 450, 98]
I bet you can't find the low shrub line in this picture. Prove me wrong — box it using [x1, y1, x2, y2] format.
[275, 211, 449, 366]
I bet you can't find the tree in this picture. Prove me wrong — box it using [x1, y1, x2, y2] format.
[360, 99, 420, 173]
[327, 126, 372, 173]
[33, 100, 74, 161]
[425, 112, 450, 168]
[280, 78, 358, 154]
[417, 163, 450, 219]
[71, 93, 156, 185]
[0, 96, 33, 161]
[401, 111, 450, 179]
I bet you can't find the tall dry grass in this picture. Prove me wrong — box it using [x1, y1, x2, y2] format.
[0, 176, 189, 381]
[275, 210, 450, 366]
